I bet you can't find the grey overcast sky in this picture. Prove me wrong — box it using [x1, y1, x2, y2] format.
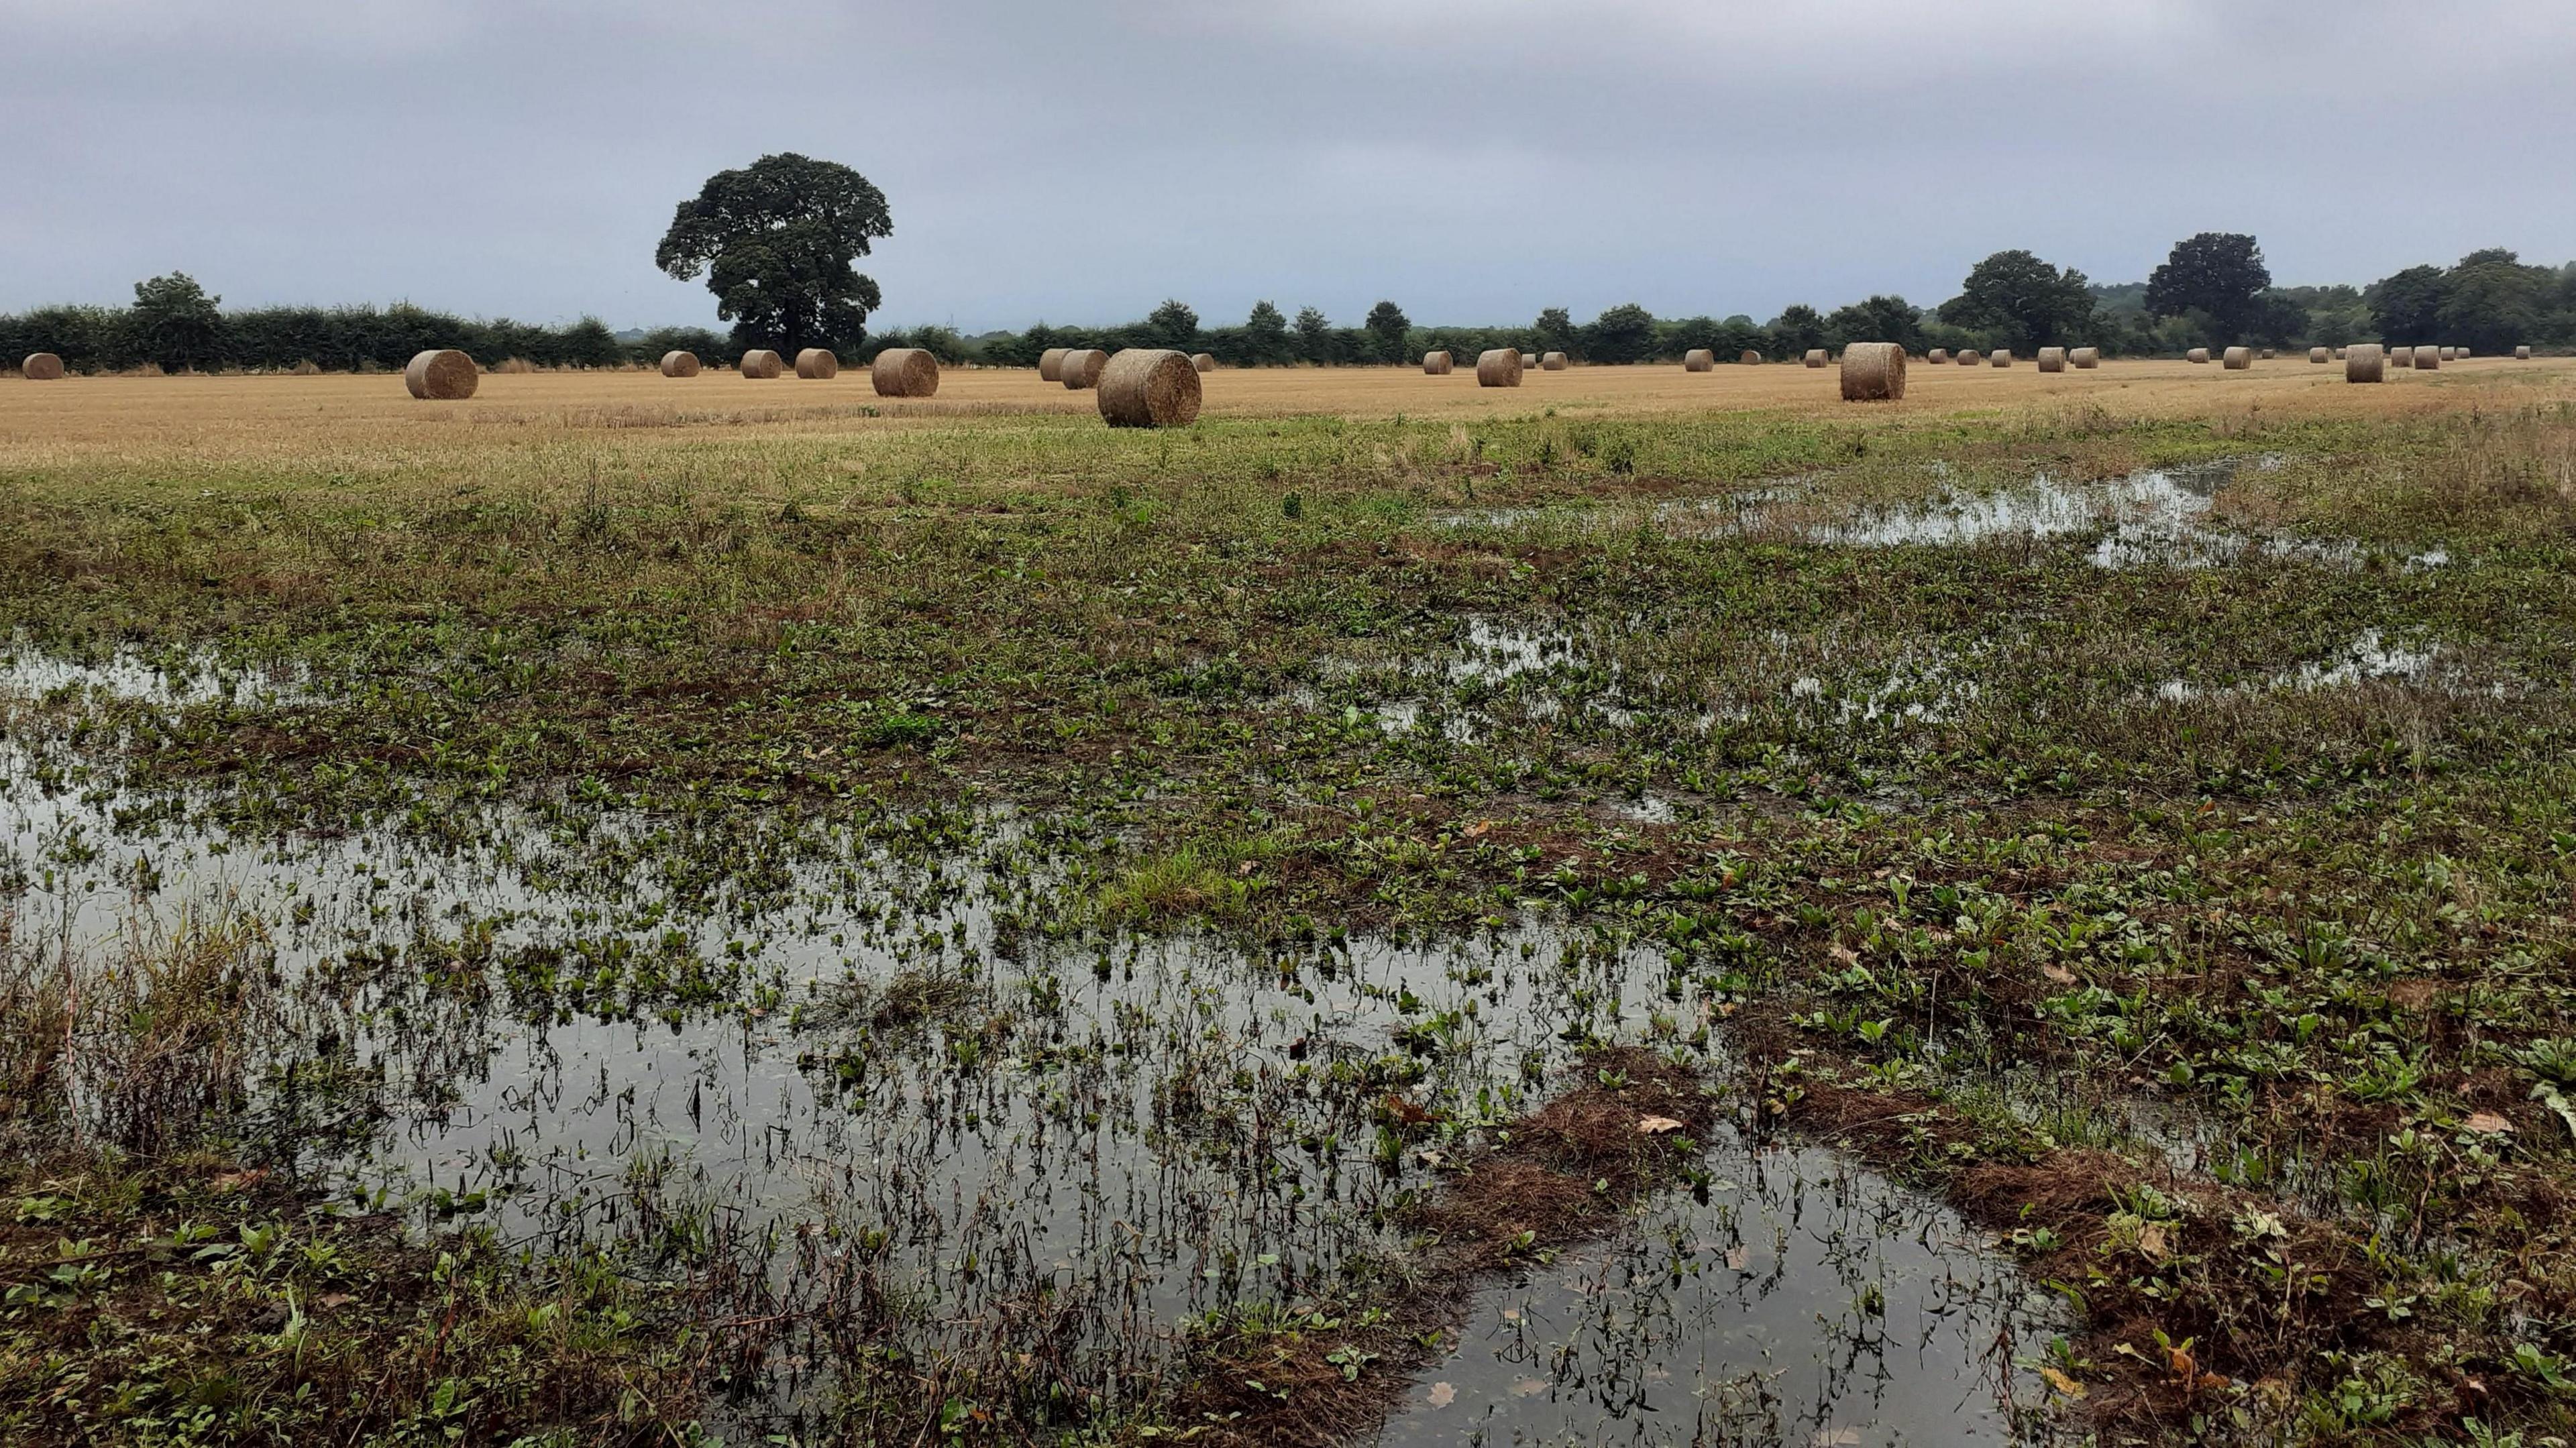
[4, 1, 2571, 332]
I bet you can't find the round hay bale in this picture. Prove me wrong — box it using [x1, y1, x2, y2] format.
[2414, 345, 2441, 371]
[1737, 349, 1763, 365]
[2223, 346, 2252, 370]
[2186, 347, 2210, 364]
[2037, 346, 2067, 372]
[1096, 349, 1202, 428]
[2345, 343, 2386, 383]
[1683, 349, 1714, 372]
[2459, 346, 2473, 359]
[794, 348, 839, 380]
[1990, 348, 2012, 368]
[2070, 347, 2100, 369]
[2388, 345, 2412, 368]
[290, 359, 321, 376]
[1540, 351, 1568, 371]
[2517, 345, 2532, 359]
[493, 357, 535, 374]
[659, 350, 701, 378]
[1191, 353, 1216, 373]
[1476, 349, 1523, 387]
[404, 349, 477, 400]
[1060, 349, 1109, 390]
[21, 352, 66, 380]
[1956, 349, 1980, 366]
[741, 349, 784, 379]
[871, 347, 940, 398]
[1038, 347, 1069, 382]
[1424, 350, 1454, 375]
[1803, 349, 1829, 368]
[2309, 347, 2330, 364]
[1927, 348, 1948, 365]
[2259, 348, 2275, 360]
[1839, 341, 1907, 402]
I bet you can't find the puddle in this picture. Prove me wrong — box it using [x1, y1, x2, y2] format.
[1786, 645, 1984, 727]
[1383, 1139, 2062, 1447]
[5, 730, 1860, 1429]
[1611, 793, 1678, 825]
[1, 637, 317, 710]
[2153, 629, 2459, 703]
[1817, 457, 2363, 573]
[1430, 458, 2426, 576]
[1450, 616, 1581, 683]
[0, 649, 2072, 1439]
[1817, 461, 2241, 550]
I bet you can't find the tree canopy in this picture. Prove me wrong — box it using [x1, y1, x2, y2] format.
[127, 273, 225, 371]
[1823, 295, 1924, 353]
[1144, 299, 1200, 349]
[654, 154, 890, 358]
[1768, 304, 1826, 355]
[1585, 303, 1658, 364]
[1362, 301, 1411, 362]
[1939, 251, 2096, 351]
[2145, 232, 2272, 341]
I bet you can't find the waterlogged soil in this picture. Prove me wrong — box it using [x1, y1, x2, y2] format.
[1379, 1141, 2061, 1447]
[0, 724, 2061, 1441]
[9, 392, 2576, 1445]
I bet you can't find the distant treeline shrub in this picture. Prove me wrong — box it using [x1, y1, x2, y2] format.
[0, 273, 706, 375]
[13, 243, 2571, 378]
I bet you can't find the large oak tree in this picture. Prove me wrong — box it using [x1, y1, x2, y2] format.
[655, 154, 891, 357]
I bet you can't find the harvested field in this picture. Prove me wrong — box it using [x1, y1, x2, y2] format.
[3, 357, 2548, 447]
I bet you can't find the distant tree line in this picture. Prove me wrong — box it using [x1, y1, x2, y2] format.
[8, 237, 2570, 376]
[0, 274, 661, 374]
[938, 239, 2574, 369]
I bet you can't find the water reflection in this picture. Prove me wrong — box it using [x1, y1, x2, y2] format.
[1381, 1141, 2061, 1447]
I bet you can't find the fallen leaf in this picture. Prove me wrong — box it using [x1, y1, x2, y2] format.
[209, 1170, 266, 1194]
[1637, 1115, 1684, 1135]
[2465, 1111, 2513, 1135]
[1382, 1093, 1437, 1126]
[1811, 1430, 1864, 1447]
[2041, 964, 2077, 986]
[2039, 1366, 2087, 1399]
[2138, 1223, 2170, 1261]
[2167, 1342, 2198, 1384]
[1827, 943, 1860, 966]
[1462, 820, 1494, 838]
[1426, 1382, 1456, 1408]
[1725, 1246, 1749, 1271]
[317, 1293, 354, 1311]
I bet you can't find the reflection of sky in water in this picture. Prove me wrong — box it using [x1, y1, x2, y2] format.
[5, 730, 1793, 1413]
[1383, 1142, 2062, 1448]
[5, 636, 2058, 1435]
[1430, 456, 2444, 578]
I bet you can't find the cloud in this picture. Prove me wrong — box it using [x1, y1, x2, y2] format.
[3, 0, 2570, 329]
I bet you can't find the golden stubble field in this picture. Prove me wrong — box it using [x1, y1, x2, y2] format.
[3, 357, 2571, 474]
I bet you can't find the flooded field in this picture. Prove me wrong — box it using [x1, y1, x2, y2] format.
[1, 694, 2068, 1441]
[7, 374, 2576, 1445]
